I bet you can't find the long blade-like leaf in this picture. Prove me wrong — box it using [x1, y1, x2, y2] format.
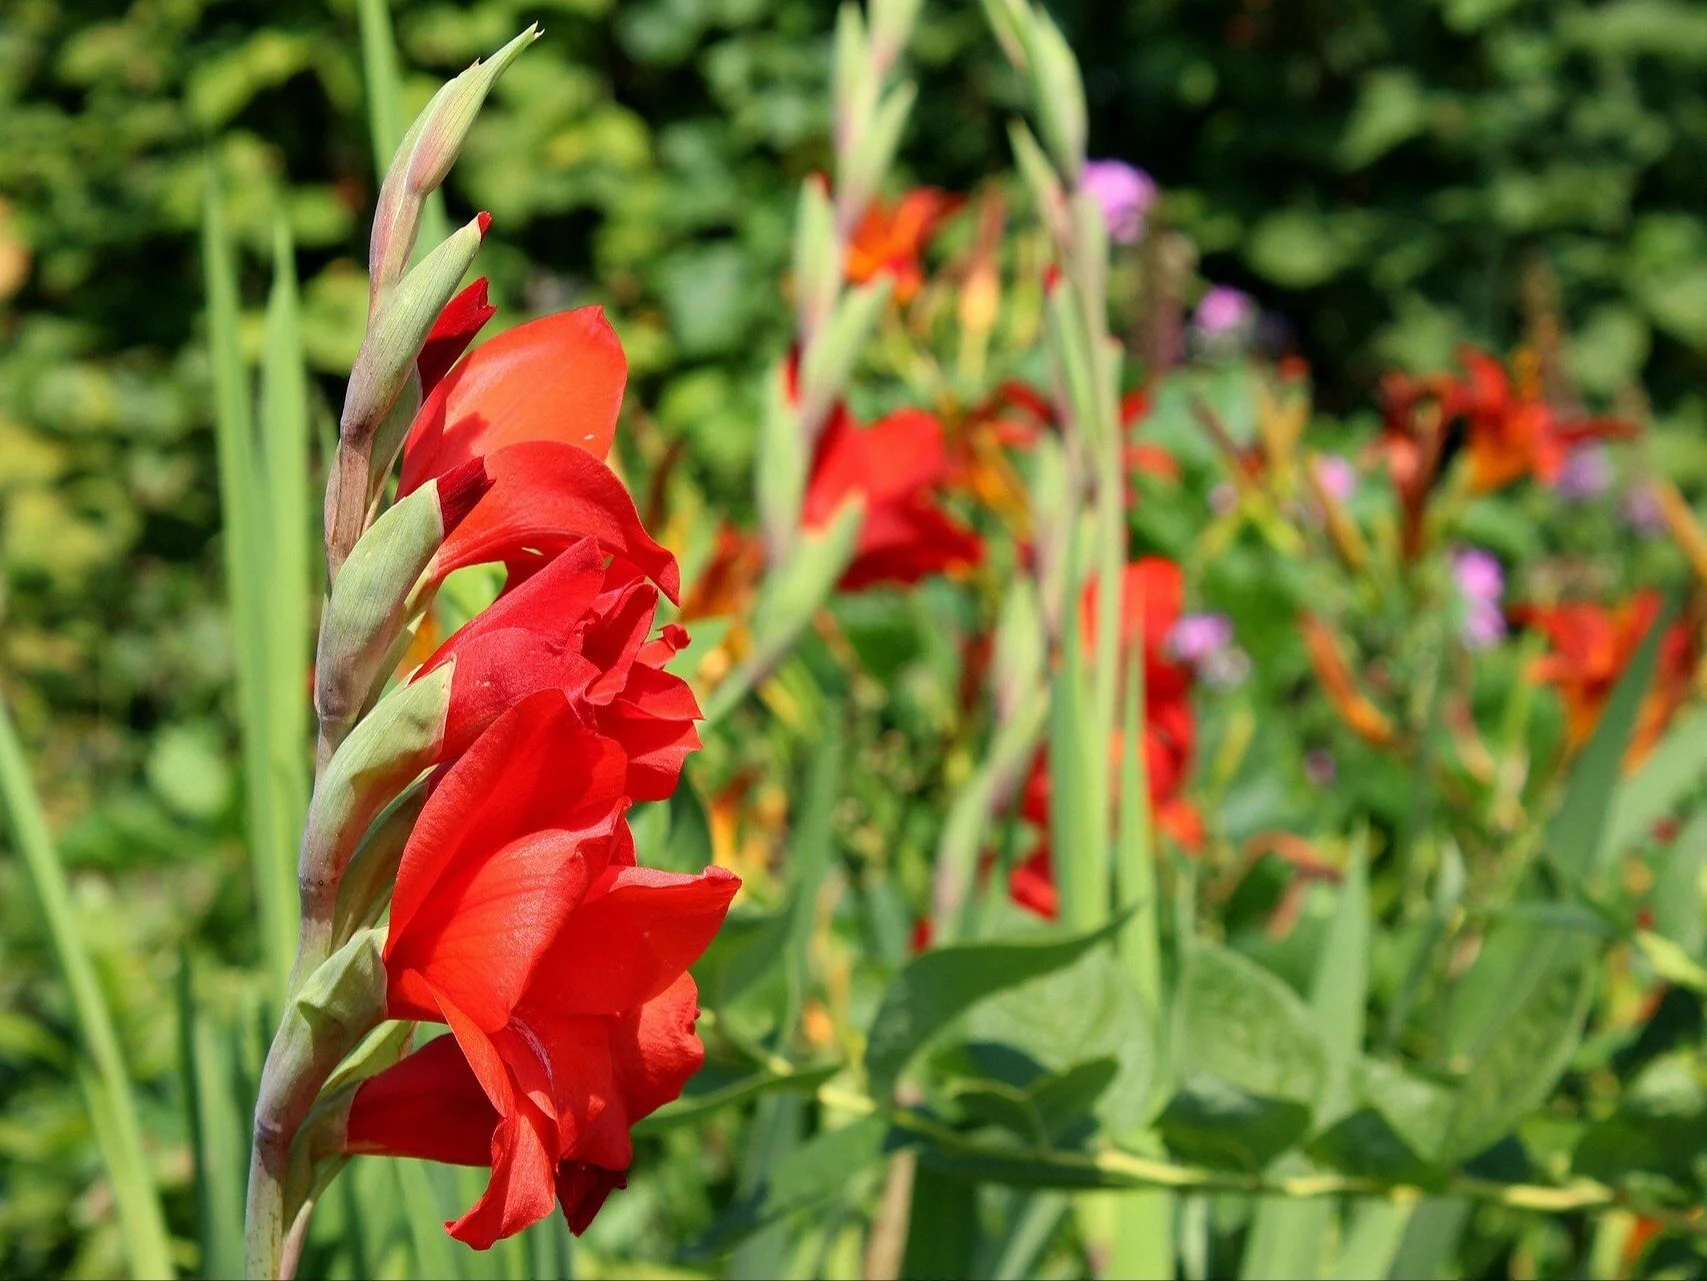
[205, 168, 295, 990]
[0, 700, 175, 1278]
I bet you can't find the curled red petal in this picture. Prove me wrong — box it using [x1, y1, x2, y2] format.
[431, 441, 681, 603]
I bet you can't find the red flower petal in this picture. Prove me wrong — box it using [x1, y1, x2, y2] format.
[387, 692, 630, 1010]
[346, 1031, 497, 1166]
[401, 307, 626, 495]
[431, 441, 681, 604]
[418, 279, 497, 398]
[530, 866, 739, 1017]
[434, 991, 560, 1249]
[419, 540, 609, 761]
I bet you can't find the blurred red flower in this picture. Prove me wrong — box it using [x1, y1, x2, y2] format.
[1516, 592, 1695, 763]
[802, 402, 983, 590]
[845, 188, 962, 304]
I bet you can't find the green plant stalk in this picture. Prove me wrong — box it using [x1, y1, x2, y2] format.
[0, 702, 175, 1279]
[206, 173, 297, 992]
[261, 213, 313, 946]
[816, 1084, 1707, 1238]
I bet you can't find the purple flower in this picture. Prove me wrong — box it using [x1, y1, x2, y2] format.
[1192, 286, 1255, 339]
[1452, 548, 1506, 650]
[1557, 444, 1613, 501]
[1168, 612, 1235, 663]
[1624, 483, 1665, 537]
[1080, 160, 1157, 245]
[1313, 454, 1357, 503]
[1452, 548, 1503, 604]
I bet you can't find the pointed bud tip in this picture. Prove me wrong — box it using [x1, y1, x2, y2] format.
[476, 211, 492, 237]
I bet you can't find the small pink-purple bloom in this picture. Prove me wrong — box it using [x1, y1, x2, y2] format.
[1193, 286, 1255, 339]
[1313, 454, 1357, 503]
[1452, 548, 1505, 650]
[1557, 444, 1612, 501]
[1169, 612, 1235, 663]
[1080, 160, 1157, 245]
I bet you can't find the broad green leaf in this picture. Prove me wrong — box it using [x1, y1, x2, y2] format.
[1443, 954, 1596, 1162]
[1157, 1075, 1313, 1172]
[1174, 944, 1328, 1107]
[0, 698, 174, 1279]
[638, 1062, 843, 1133]
[1573, 1053, 1707, 1189]
[1653, 807, 1707, 955]
[694, 1115, 897, 1256]
[865, 915, 1127, 1097]
[958, 947, 1155, 1135]
[1605, 705, 1707, 858]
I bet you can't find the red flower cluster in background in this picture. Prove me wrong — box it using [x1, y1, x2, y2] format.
[342, 289, 736, 1247]
[1009, 558, 1201, 920]
[1517, 592, 1696, 764]
[802, 402, 983, 590]
[845, 187, 963, 304]
[1380, 345, 1636, 498]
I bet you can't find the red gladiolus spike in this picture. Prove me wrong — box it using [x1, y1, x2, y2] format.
[527, 865, 740, 1018]
[346, 1031, 497, 1166]
[400, 306, 627, 495]
[419, 279, 498, 398]
[432, 441, 681, 603]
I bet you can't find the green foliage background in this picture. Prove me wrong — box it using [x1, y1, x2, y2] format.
[8, 1, 1707, 1278]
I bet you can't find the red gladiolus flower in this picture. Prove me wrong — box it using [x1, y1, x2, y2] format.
[801, 402, 983, 591]
[398, 296, 681, 602]
[345, 691, 739, 1247]
[1516, 593, 1696, 763]
[1007, 559, 1201, 920]
[410, 537, 701, 797]
[845, 188, 962, 304]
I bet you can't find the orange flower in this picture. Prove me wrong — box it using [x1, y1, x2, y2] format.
[1517, 593, 1696, 762]
[1298, 613, 1397, 749]
[845, 188, 962, 304]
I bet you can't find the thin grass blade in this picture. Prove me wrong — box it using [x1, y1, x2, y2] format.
[1, 700, 175, 1278]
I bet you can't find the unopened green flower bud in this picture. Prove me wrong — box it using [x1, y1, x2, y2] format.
[369, 26, 539, 300]
[342, 213, 489, 448]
